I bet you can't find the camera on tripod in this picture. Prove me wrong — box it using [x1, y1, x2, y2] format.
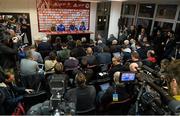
[49, 75, 76, 115]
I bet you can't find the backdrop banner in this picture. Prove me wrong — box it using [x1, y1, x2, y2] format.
[36, 0, 90, 32]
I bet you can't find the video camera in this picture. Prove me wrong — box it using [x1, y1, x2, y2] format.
[128, 65, 180, 115]
[120, 72, 136, 82]
[49, 75, 76, 115]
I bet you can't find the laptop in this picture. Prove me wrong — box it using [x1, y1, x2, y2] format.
[100, 83, 110, 91]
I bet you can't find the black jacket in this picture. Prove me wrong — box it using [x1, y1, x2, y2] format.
[108, 64, 125, 78]
[164, 39, 175, 59]
[0, 43, 18, 69]
[101, 85, 131, 106]
[65, 85, 96, 113]
[0, 83, 25, 114]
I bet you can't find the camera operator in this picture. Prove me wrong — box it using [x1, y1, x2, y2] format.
[155, 59, 170, 87]
[0, 27, 20, 71]
[127, 59, 180, 115]
[64, 72, 96, 114]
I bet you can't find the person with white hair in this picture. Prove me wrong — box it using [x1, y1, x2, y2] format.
[124, 39, 130, 46]
[97, 71, 132, 114]
[130, 38, 136, 51]
[37, 36, 52, 59]
[42, 36, 48, 42]
[110, 39, 121, 53]
[94, 39, 106, 53]
[122, 40, 131, 53]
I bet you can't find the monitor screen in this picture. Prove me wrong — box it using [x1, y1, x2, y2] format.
[121, 72, 135, 82]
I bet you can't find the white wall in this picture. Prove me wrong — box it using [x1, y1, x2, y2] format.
[90, 2, 97, 40]
[0, 0, 97, 42]
[108, 1, 122, 38]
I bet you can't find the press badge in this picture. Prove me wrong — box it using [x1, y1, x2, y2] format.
[112, 93, 118, 101]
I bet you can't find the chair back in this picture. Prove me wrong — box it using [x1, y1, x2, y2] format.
[105, 98, 132, 115]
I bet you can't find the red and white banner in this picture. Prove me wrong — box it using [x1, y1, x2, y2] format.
[36, 0, 90, 32]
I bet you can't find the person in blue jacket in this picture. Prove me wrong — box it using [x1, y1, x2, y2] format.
[69, 21, 77, 31]
[57, 22, 65, 32]
[79, 21, 86, 31]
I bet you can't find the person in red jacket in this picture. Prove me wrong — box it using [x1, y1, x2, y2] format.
[147, 50, 157, 63]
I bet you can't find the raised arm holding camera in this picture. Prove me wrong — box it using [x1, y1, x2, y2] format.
[0, 27, 20, 71]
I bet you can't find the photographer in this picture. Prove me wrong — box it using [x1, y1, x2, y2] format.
[0, 28, 20, 70]
[128, 59, 180, 115]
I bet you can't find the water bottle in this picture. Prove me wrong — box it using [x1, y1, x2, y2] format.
[53, 109, 60, 116]
[56, 92, 61, 99]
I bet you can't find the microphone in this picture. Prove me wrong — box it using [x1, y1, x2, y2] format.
[20, 33, 25, 37]
[142, 65, 161, 77]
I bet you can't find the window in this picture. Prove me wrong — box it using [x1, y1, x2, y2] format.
[138, 4, 155, 18]
[175, 23, 180, 40]
[137, 18, 152, 33]
[156, 5, 177, 19]
[176, 23, 180, 33]
[97, 16, 107, 30]
[97, 2, 111, 15]
[122, 17, 134, 27]
[153, 21, 173, 32]
[122, 4, 136, 15]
